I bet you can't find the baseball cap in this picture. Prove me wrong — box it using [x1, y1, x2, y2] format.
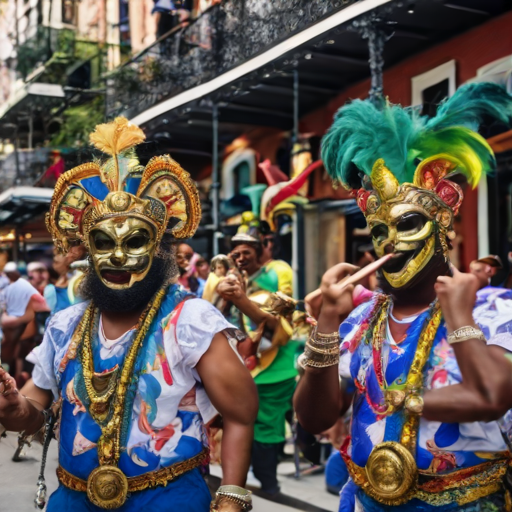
[27, 261, 47, 272]
[476, 255, 503, 269]
[3, 261, 18, 273]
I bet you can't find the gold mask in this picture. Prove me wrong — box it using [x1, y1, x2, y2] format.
[46, 117, 202, 290]
[360, 159, 460, 289]
[89, 216, 157, 289]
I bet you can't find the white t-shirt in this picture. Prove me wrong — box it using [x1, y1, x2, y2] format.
[2, 278, 39, 317]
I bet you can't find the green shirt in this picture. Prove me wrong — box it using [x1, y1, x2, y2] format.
[248, 260, 299, 385]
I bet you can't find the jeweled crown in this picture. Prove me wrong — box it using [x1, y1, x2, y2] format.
[46, 117, 201, 253]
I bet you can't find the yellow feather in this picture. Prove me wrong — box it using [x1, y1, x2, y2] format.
[89, 117, 146, 191]
[89, 117, 145, 156]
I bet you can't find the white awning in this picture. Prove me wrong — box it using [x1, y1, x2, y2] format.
[0, 186, 53, 206]
[0, 82, 65, 121]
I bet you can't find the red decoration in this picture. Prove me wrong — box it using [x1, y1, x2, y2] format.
[435, 179, 463, 214]
[418, 159, 455, 190]
[61, 205, 85, 226]
[356, 189, 371, 213]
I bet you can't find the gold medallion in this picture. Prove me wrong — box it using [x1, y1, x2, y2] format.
[87, 465, 129, 509]
[364, 442, 418, 505]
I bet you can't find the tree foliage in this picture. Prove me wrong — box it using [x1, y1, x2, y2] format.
[50, 96, 105, 148]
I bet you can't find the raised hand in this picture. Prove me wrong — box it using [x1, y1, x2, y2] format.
[217, 274, 245, 301]
[0, 367, 22, 428]
[0, 367, 19, 399]
[320, 254, 393, 319]
[435, 265, 479, 333]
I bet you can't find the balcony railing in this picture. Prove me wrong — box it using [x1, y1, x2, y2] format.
[15, 26, 130, 88]
[106, 0, 354, 119]
[0, 148, 52, 192]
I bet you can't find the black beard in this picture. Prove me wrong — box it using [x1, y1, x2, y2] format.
[80, 254, 177, 313]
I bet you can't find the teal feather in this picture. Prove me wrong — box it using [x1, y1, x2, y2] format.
[425, 82, 512, 132]
[321, 82, 512, 190]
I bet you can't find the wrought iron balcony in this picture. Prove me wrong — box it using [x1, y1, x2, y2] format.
[0, 148, 51, 191]
[106, 0, 355, 120]
[15, 26, 130, 88]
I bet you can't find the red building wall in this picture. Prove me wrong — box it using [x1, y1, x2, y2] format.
[300, 11, 512, 270]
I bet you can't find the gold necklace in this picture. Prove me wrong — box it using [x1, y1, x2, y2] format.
[77, 286, 167, 509]
[364, 300, 442, 506]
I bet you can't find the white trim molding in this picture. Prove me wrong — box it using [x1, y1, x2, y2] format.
[130, 0, 394, 126]
[477, 175, 489, 258]
[411, 60, 457, 106]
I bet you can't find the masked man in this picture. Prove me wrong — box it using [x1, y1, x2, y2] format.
[0, 118, 257, 512]
[294, 83, 512, 511]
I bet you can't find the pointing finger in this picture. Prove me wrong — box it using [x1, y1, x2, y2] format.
[342, 254, 394, 288]
[322, 263, 361, 287]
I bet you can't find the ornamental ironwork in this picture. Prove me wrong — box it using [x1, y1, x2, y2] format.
[106, 0, 355, 119]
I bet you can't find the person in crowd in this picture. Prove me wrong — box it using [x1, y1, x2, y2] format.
[0, 249, 11, 293]
[257, 218, 294, 293]
[176, 242, 195, 288]
[468, 255, 512, 342]
[196, 257, 210, 281]
[0, 118, 257, 512]
[211, 254, 230, 278]
[44, 245, 87, 316]
[1, 262, 49, 386]
[294, 83, 512, 511]
[217, 216, 297, 497]
[176, 243, 205, 297]
[27, 261, 50, 295]
[153, 0, 193, 37]
[259, 223, 276, 267]
[469, 255, 503, 290]
[202, 255, 237, 313]
[35, 149, 65, 187]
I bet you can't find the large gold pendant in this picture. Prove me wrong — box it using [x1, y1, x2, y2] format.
[364, 442, 418, 505]
[87, 465, 129, 509]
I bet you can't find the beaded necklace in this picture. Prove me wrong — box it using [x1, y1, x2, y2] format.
[357, 297, 441, 423]
[76, 285, 167, 467]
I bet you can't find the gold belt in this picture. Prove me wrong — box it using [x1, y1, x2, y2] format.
[344, 448, 510, 507]
[57, 449, 209, 508]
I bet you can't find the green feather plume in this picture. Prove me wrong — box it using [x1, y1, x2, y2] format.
[321, 83, 512, 190]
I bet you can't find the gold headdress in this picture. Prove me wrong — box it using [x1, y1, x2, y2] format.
[321, 83, 512, 288]
[46, 117, 201, 254]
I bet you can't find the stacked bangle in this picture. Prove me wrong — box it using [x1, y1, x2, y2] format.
[300, 328, 340, 369]
[210, 485, 253, 511]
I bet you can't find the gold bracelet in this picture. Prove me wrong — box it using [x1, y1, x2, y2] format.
[211, 486, 252, 511]
[305, 343, 339, 355]
[301, 348, 340, 369]
[311, 328, 340, 345]
[447, 326, 485, 345]
[300, 354, 340, 369]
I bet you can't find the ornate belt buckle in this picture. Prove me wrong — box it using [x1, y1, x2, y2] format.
[87, 465, 129, 509]
[364, 442, 418, 505]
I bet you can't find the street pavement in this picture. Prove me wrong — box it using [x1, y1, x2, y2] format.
[0, 432, 338, 511]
